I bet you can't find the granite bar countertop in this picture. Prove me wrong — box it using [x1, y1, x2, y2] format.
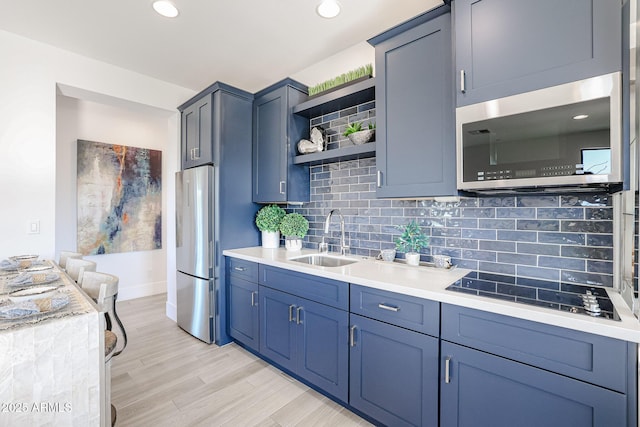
[224, 246, 640, 343]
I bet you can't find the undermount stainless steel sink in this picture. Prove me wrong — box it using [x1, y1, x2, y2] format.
[289, 254, 359, 267]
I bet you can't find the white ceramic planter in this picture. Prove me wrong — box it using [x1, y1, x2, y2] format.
[405, 252, 420, 266]
[285, 238, 303, 251]
[261, 231, 280, 249]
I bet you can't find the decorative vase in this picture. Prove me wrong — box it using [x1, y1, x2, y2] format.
[405, 252, 420, 266]
[261, 231, 280, 249]
[285, 237, 303, 251]
[347, 129, 375, 145]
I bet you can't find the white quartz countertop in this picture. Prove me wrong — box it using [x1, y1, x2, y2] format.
[224, 246, 640, 343]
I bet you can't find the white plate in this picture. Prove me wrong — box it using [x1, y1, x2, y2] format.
[0, 293, 70, 320]
[8, 273, 60, 287]
[8, 285, 59, 302]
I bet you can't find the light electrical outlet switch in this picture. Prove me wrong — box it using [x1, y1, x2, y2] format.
[28, 220, 40, 234]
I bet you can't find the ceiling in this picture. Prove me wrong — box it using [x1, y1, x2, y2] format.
[0, 0, 442, 93]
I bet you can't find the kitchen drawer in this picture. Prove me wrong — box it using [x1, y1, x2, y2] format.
[227, 257, 258, 283]
[258, 265, 348, 310]
[441, 304, 633, 393]
[350, 284, 439, 336]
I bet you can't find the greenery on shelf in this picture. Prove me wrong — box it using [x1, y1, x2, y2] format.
[395, 221, 430, 254]
[343, 121, 376, 137]
[308, 64, 373, 97]
[279, 213, 310, 238]
[255, 204, 286, 232]
[343, 122, 363, 136]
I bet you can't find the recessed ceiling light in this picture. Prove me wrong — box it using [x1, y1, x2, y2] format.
[153, 1, 179, 18]
[316, 0, 341, 19]
[573, 114, 589, 120]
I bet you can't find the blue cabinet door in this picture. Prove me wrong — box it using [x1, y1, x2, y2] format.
[228, 276, 259, 352]
[252, 87, 287, 203]
[454, 0, 622, 106]
[296, 298, 349, 403]
[440, 341, 627, 427]
[252, 80, 309, 203]
[374, 10, 456, 198]
[259, 286, 296, 372]
[181, 93, 213, 169]
[349, 314, 438, 427]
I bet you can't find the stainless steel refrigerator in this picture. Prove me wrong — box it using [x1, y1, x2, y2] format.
[176, 165, 216, 343]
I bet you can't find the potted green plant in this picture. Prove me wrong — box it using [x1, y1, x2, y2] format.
[279, 213, 309, 251]
[255, 204, 286, 249]
[343, 121, 375, 145]
[395, 221, 429, 266]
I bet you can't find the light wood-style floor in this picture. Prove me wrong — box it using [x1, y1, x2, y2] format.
[111, 293, 372, 427]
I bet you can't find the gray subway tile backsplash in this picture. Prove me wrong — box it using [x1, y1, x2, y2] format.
[290, 101, 620, 290]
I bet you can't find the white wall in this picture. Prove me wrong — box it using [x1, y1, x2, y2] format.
[291, 41, 375, 87]
[0, 29, 194, 319]
[55, 96, 174, 301]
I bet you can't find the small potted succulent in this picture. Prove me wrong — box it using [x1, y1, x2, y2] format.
[343, 121, 375, 145]
[395, 221, 429, 266]
[255, 204, 286, 249]
[279, 213, 309, 251]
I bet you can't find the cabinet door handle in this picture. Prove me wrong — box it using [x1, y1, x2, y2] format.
[445, 356, 452, 384]
[279, 181, 286, 195]
[288, 304, 296, 322]
[376, 170, 382, 188]
[350, 325, 357, 347]
[460, 70, 466, 93]
[296, 307, 303, 325]
[378, 303, 400, 312]
[250, 291, 257, 307]
[193, 147, 200, 159]
[233, 266, 246, 272]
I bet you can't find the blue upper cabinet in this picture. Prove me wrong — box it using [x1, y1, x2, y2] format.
[252, 79, 310, 203]
[178, 82, 254, 170]
[369, 6, 457, 198]
[180, 94, 213, 169]
[454, 0, 622, 107]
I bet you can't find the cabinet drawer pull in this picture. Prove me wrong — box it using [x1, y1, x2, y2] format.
[376, 170, 382, 188]
[445, 356, 451, 384]
[233, 266, 246, 272]
[296, 307, 303, 325]
[378, 303, 400, 312]
[250, 291, 257, 307]
[460, 69, 466, 93]
[279, 181, 286, 195]
[350, 325, 357, 347]
[288, 304, 295, 322]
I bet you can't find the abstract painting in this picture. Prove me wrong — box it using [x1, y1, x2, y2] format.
[77, 140, 162, 255]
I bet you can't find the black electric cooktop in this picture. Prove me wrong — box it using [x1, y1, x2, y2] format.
[446, 273, 620, 321]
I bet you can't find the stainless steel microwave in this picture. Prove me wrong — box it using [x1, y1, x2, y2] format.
[456, 72, 623, 193]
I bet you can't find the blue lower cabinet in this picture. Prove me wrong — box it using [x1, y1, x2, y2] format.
[259, 286, 297, 372]
[259, 285, 348, 402]
[349, 313, 439, 427]
[296, 298, 349, 402]
[440, 341, 627, 427]
[228, 276, 259, 352]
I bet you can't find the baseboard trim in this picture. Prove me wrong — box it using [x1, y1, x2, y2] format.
[166, 301, 177, 322]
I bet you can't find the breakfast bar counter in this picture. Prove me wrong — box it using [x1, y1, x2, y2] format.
[0, 261, 102, 426]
